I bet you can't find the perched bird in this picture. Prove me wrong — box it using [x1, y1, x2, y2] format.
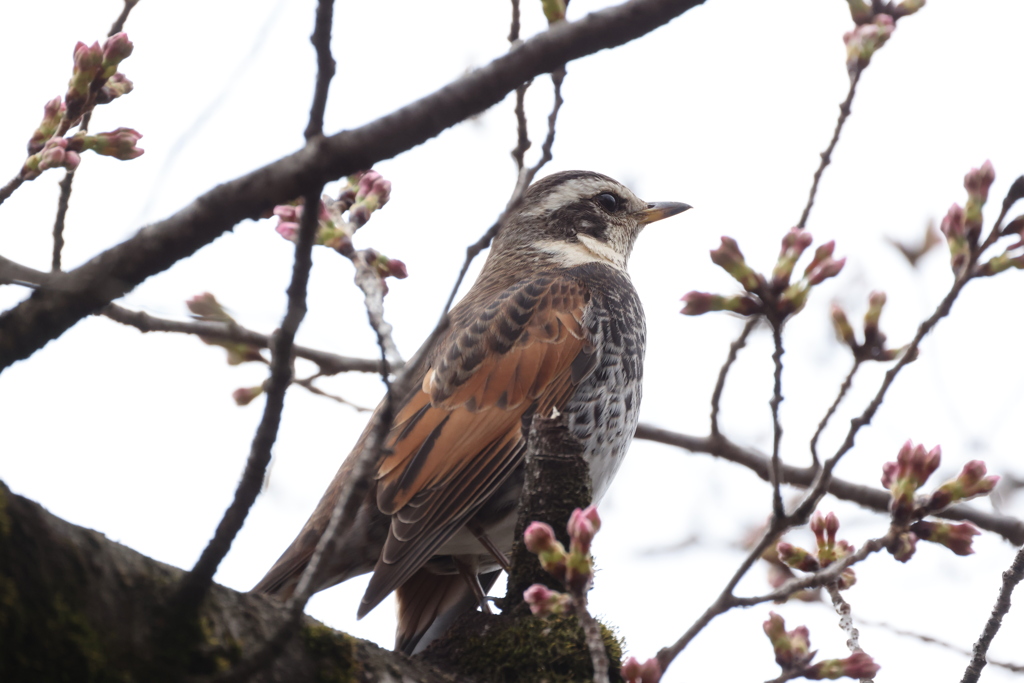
[253, 170, 690, 653]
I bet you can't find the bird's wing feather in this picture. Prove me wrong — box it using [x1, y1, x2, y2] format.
[358, 274, 594, 616]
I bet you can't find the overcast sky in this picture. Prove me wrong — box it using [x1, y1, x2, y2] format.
[3, 1, 1024, 680]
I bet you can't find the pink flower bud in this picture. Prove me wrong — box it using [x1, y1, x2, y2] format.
[930, 460, 1000, 508]
[776, 542, 820, 572]
[38, 138, 69, 171]
[73, 40, 103, 73]
[911, 520, 979, 556]
[890, 530, 917, 563]
[567, 505, 601, 554]
[102, 32, 134, 71]
[806, 256, 846, 285]
[276, 222, 299, 242]
[710, 237, 761, 292]
[524, 521, 558, 554]
[806, 652, 880, 680]
[964, 160, 995, 204]
[620, 656, 662, 683]
[232, 385, 264, 406]
[830, 304, 856, 348]
[522, 583, 571, 616]
[97, 72, 134, 103]
[772, 228, 814, 287]
[27, 97, 65, 154]
[83, 127, 144, 160]
[763, 612, 813, 669]
[186, 292, 234, 324]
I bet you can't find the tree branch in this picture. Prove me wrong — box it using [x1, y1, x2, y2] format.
[0, 0, 704, 372]
[634, 423, 1024, 545]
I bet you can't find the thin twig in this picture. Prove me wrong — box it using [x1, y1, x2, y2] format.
[961, 543, 1024, 683]
[0, 174, 24, 207]
[293, 376, 371, 412]
[854, 616, 1024, 674]
[826, 584, 864, 655]
[809, 359, 862, 468]
[577, 600, 610, 683]
[101, 302, 393, 375]
[796, 68, 861, 229]
[710, 317, 756, 436]
[768, 320, 786, 519]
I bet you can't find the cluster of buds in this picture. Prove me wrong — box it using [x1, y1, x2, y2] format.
[22, 127, 144, 180]
[620, 656, 661, 683]
[186, 293, 265, 366]
[843, 14, 894, 76]
[21, 33, 140, 182]
[338, 170, 393, 228]
[273, 171, 406, 291]
[940, 161, 997, 275]
[831, 291, 911, 362]
[881, 440, 998, 561]
[65, 33, 135, 123]
[522, 506, 602, 614]
[842, 1, 923, 78]
[764, 612, 880, 680]
[776, 511, 857, 590]
[681, 229, 845, 322]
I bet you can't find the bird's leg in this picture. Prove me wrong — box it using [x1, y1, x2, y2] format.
[453, 557, 491, 614]
[467, 521, 512, 573]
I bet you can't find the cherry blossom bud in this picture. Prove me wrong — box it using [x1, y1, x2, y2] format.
[710, 237, 761, 292]
[567, 505, 601, 554]
[843, 15, 895, 77]
[895, 0, 926, 16]
[863, 290, 886, 341]
[101, 32, 134, 75]
[81, 127, 144, 160]
[97, 72, 134, 104]
[806, 256, 846, 286]
[67, 41, 104, 115]
[890, 530, 917, 563]
[523, 583, 571, 616]
[38, 138, 69, 171]
[763, 612, 813, 669]
[680, 292, 759, 316]
[27, 97, 65, 154]
[885, 440, 941, 521]
[910, 520, 979, 556]
[845, 0, 872, 23]
[187, 292, 235, 324]
[838, 568, 857, 590]
[776, 542, 820, 572]
[541, 0, 566, 23]
[930, 460, 1000, 509]
[621, 656, 662, 683]
[524, 521, 558, 554]
[232, 385, 264, 406]
[805, 652, 880, 680]
[772, 227, 814, 287]
[370, 252, 408, 280]
[831, 304, 856, 348]
[964, 160, 995, 204]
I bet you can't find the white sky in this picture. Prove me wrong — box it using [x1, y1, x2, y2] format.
[2, 1, 1024, 680]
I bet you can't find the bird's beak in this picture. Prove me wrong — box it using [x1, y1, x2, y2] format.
[636, 201, 692, 225]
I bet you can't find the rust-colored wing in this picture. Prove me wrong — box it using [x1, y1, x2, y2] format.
[357, 274, 596, 617]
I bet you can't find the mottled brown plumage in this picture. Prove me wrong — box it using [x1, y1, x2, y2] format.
[253, 171, 689, 653]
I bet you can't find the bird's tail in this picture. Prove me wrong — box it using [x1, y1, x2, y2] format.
[395, 567, 502, 654]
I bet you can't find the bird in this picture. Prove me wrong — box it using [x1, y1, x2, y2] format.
[253, 170, 690, 653]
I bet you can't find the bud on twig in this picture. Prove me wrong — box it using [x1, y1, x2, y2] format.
[910, 520, 979, 556]
[805, 652, 881, 680]
[522, 583, 572, 616]
[710, 237, 761, 292]
[620, 656, 661, 683]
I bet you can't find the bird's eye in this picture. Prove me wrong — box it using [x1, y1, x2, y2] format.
[595, 192, 619, 212]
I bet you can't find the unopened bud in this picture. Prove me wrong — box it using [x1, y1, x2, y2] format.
[710, 236, 761, 292]
[806, 652, 880, 680]
[523, 583, 571, 616]
[831, 304, 856, 348]
[910, 520, 979, 556]
[187, 292, 234, 324]
[620, 656, 662, 683]
[232, 385, 264, 406]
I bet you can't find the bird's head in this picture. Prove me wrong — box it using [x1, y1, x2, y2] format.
[493, 170, 691, 271]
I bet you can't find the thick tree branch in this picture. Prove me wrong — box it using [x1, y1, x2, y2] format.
[0, 0, 703, 372]
[0, 481, 459, 683]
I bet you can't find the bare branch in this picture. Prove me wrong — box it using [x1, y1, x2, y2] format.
[796, 68, 862, 229]
[710, 317, 756, 436]
[768, 321, 786, 519]
[961, 543, 1024, 683]
[102, 302, 393, 375]
[633, 424, 1024, 545]
[809, 359, 862, 468]
[0, 0, 704, 371]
